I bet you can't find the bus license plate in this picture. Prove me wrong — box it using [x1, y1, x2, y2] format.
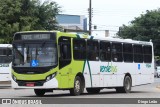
[26, 83, 35, 87]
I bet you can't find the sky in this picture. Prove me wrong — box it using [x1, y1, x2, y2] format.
[41, 0, 160, 37]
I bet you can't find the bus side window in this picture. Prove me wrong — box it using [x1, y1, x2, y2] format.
[123, 43, 133, 62]
[87, 40, 99, 61]
[100, 41, 111, 61]
[73, 38, 86, 60]
[111, 42, 123, 62]
[143, 45, 152, 63]
[0, 48, 12, 63]
[133, 45, 143, 63]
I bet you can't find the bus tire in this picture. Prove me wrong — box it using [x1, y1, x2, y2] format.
[34, 89, 45, 96]
[70, 76, 82, 96]
[116, 76, 132, 93]
[86, 88, 101, 94]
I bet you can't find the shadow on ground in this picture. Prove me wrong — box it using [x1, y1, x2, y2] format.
[22, 90, 149, 98]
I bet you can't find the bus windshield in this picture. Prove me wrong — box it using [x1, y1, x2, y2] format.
[13, 42, 57, 67]
[0, 48, 12, 63]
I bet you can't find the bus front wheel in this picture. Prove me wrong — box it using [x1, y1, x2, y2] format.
[116, 76, 132, 93]
[34, 89, 46, 96]
[70, 76, 83, 96]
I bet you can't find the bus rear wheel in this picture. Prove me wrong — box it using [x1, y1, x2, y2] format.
[116, 76, 132, 93]
[86, 88, 101, 94]
[34, 89, 46, 96]
[70, 76, 83, 96]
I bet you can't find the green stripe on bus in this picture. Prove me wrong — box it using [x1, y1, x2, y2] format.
[87, 60, 93, 87]
[82, 60, 86, 74]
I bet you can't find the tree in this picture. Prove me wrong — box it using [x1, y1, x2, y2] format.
[0, 0, 60, 43]
[117, 9, 160, 55]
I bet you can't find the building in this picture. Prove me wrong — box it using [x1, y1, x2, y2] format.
[56, 14, 87, 30]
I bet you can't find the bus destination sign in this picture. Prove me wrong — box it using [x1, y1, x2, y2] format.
[21, 34, 50, 40]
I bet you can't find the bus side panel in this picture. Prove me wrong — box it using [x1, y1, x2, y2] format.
[110, 62, 136, 87]
[89, 61, 100, 87]
[116, 75, 124, 87]
[131, 75, 136, 86]
[68, 61, 84, 88]
[0, 63, 12, 81]
[135, 63, 154, 85]
[58, 60, 84, 88]
[83, 60, 92, 88]
[101, 61, 117, 87]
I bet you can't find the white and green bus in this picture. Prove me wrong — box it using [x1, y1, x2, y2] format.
[11, 31, 154, 96]
[0, 44, 12, 82]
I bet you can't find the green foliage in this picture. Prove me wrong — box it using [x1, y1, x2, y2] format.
[0, 0, 60, 43]
[117, 9, 160, 55]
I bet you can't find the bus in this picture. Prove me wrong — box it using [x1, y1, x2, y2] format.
[11, 31, 154, 96]
[0, 44, 12, 82]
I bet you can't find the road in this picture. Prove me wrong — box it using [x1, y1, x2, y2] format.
[0, 78, 160, 107]
[0, 78, 160, 98]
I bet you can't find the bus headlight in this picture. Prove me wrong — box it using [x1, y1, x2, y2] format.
[46, 72, 57, 82]
[51, 72, 57, 78]
[46, 76, 51, 82]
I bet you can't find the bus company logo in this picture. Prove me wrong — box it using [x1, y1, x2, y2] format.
[100, 65, 117, 73]
[0, 64, 9, 67]
[1, 99, 42, 104]
[146, 64, 151, 68]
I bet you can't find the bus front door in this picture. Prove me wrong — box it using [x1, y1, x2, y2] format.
[59, 37, 71, 88]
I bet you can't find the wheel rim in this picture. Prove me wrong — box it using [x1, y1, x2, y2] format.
[75, 80, 80, 92]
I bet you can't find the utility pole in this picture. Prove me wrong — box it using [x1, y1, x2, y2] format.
[89, 0, 92, 35]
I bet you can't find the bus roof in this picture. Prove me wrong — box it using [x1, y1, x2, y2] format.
[15, 31, 152, 46]
[15, 30, 59, 34]
[0, 44, 12, 48]
[92, 36, 152, 45]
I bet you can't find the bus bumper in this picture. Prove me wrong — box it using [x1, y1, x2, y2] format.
[11, 78, 58, 89]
